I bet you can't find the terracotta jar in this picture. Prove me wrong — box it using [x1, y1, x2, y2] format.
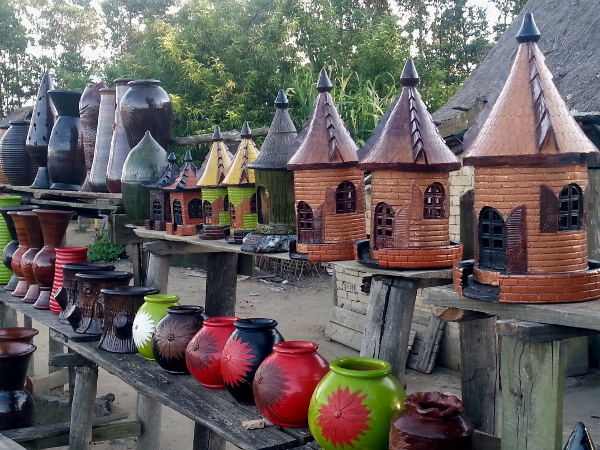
[47, 90, 86, 191]
[0, 205, 37, 292]
[120, 79, 173, 151]
[7, 212, 32, 297]
[185, 316, 239, 388]
[0, 342, 36, 431]
[66, 270, 133, 335]
[49, 247, 88, 315]
[79, 82, 108, 191]
[0, 121, 37, 187]
[89, 88, 116, 192]
[56, 262, 115, 324]
[0, 198, 26, 286]
[221, 318, 284, 404]
[98, 286, 158, 353]
[253, 341, 328, 427]
[133, 294, 180, 360]
[308, 357, 406, 450]
[151, 305, 204, 374]
[389, 392, 474, 450]
[26, 70, 55, 189]
[106, 78, 134, 193]
[18, 211, 43, 304]
[0, 328, 39, 344]
[32, 210, 75, 310]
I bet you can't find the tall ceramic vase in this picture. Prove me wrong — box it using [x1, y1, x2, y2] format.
[79, 82, 108, 192]
[89, 88, 115, 192]
[133, 294, 179, 360]
[0, 197, 24, 285]
[26, 69, 55, 189]
[0, 205, 37, 291]
[49, 247, 88, 315]
[7, 212, 31, 297]
[32, 210, 75, 309]
[106, 78, 134, 193]
[47, 90, 86, 191]
[0, 121, 37, 186]
[17, 211, 43, 304]
[0, 342, 36, 431]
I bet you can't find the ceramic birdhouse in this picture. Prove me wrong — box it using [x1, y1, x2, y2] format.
[454, 13, 600, 303]
[143, 152, 179, 231]
[357, 59, 463, 269]
[287, 69, 366, 261]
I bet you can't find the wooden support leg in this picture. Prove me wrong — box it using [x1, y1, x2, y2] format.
[145, 253, 172, 294]
[129, 243, 144, 286]
[23, 315, 35, 377]
[69, 363, 99, 450]
[360, 275, 418, 387]
[0, 302, 17, 327]
[136, 393, 162, 450]
[193, 422, 226, 450]
[205, 252, 238, 317]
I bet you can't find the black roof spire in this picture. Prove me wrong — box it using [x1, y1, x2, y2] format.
[275, 89, 288, 109]
[400, 59, 420, 87]
[317, 68, 333, 93]
[516, 12, 541, 43]
[240, 121, 252, 138]
[212, 126, 223, 141]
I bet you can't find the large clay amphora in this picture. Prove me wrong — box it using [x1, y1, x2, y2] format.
[79, 82, 108, 191]
[0, 342, 36, 431]
[0, 197, 26, 285]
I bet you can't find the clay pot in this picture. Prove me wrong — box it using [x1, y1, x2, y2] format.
[89, 88, 116, 192]
[121, 131, 168, 224]
[389, 392, 474, 450]
[49, 247, 88, 315]
[26, 69, 55, 189]
[7, 212, 32, 297]
[98, 286, 159, 353]
[0, 205, 37, 292]
[152, 305, 204, 374]
[47, 90, 86, 191]
[133, 294, 180, 360]
[253, 341, 328, 427]
[0, 328, 39, 343]
[0, 197, 26, 286]
[0, 342, 36, 431]
[79, 82, 108, 192]
[0, 121, 37, 186]
[221, 318, 284, 404]
[56, 262, 115, 324]
[106, 78, 134, 193]
[308, 357, 406, 450]
[185, 316, 239, 388]
[120, 79, 172, 152]
[18, 211, 43, 304]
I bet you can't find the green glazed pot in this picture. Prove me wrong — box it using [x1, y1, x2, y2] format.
[132, 294, 179, 360]
[0, 196, 22, 284]
[308, 357, 406, 450]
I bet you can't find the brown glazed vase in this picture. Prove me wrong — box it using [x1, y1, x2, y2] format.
[0, 121, 37, 187]
[0, 342, 36, 431]
[79, 82, 108, 191]
[0, 205, 38, 292]
[8, 212, 31, 297]
[66, 271, 133, 335]
[389, 392, 474, 450]
[18, 212, 43, 304]
[106, 78, 134, 193]
[98, 286, 159, 353]
[32, 210, 75, 309]
[89, 88, 115, 192]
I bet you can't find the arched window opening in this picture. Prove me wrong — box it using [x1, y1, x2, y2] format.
[250, 193, 257, 214]
[424, 182, 445, 219]
[188, 198, 202, 219]
[558, 184, 583, 231]
[152, 199, 162, 221]
[229, 203, 236, 225]
[223, 195, 229, 212]
[203, 200, 212, 220]
[257, 187, 270, 224]
[374, 202, 394, 249]
[478, 207, 506, 271]
[173, 200, 183, 226]
[335, 181, 356, 214]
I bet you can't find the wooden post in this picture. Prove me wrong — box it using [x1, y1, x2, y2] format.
[136, 393, 162, 450]
[0, 302, 17, 328]
[192, 422, 226, 450]
[145, 253, 172, 294]
[360, 275, 418, 387]
[129, 243, 144, 286]
[205, 252, 238, 317]
[69, 363, 99, 450]
[23, 315, 35, 377]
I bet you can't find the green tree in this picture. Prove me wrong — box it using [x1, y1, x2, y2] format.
[490, 0, 528, 39]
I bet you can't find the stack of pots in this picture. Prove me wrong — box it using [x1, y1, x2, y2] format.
[0, 121, 37, 187]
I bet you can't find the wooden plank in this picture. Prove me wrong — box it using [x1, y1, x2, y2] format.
[30, 198, 122, 212]
[474, 430, 501, 450]
[192, 422, 226, 450]
[0, 434, 27, 450]
[49, 353, 93, 367]
[410, 314, 445, 373]
[431, 306, 492, 322]
[2, 185, 122, 201]
[588, 167, 600, 260]
[278, 427, 313, 445]
[144, 239, 214, 255]
[30, 369, 69, 395]
[328, 306, 366, 333]
[171, 127, 269, 146]
[496, 319, 597, 342]
[0, 301, 17, 328]
[333, 259, 452, 280]
[501, 338, 564, 450]
[136, 394, 161, 450]
[145, 253, 171, 294]
[324, 322, 362, 351]
[69, 364, 99, 450]
[205, 252, 238, 317]
[436, 105, 484, 138]
[48, 336, 63, 376]
[23, 315, 34, 377]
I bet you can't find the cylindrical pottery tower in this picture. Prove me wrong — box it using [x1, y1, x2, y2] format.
[133, 294, 180, 360]
[0, 121, 37, 186]
[98, 286, 158, 353]
[26, 69, 55, 189]
[0, 197, 25, 286]
[308, 357, 406, 450]
[7, 212, 31, 297]
[49, 247, 88, 315]
[0, 342, 36, 431]
[254, 341, 329, 427]
[47, 90, 86, 191]
[120, 79, 173, 151]
[32, 210, 75, 309]
[221, 318, 284, 404]
[389, 392, 474, 450]
[106, 78, 134, 194]
[151, 305, 204, 374]
[18, 211, 43, 304]
[79, 82, 108, 192]
[0, 328, 39, 344]
[89, 88, 116, 192]
[185, 316, 239, 388]
[121, 131, 167, 224]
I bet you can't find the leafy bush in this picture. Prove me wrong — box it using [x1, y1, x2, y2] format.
[87, 228, 127, 263]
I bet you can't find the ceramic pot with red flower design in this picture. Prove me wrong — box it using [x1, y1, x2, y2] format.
[389, 392, 474, 450]
[185, 316, 239, 388]
[221, 318, 284, 405]
[151, 305, 204, 374]
[49, 247, 88, 315]
[253, 341, 328, 427]
[308, 356, 406, 450]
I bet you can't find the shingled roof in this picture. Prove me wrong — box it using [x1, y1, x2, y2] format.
[222, 122, 259, 186]
[144, 152, 180, 188]
[287, 69, 359, 170]
[164, 150, 201, 190]
[196, 126, 234, 187]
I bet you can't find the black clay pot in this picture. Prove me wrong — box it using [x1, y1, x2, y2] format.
[0, 342, 36, 431]
[221, 318, 284, 404]
[0, 121, 37, 187]
[47, 90, 87, 191]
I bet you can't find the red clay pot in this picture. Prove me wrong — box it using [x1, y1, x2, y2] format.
[0, 205, 38, 292]
[49, 247, 88, 315]
[253, 341, 328, 427]
[7, 212, 30, 297]
[0, 328, 39, 344]
[17, 212, 42, 304]
[186, 316, 239, 388]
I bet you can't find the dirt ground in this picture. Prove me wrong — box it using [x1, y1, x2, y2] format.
[17, 224, 600, 448]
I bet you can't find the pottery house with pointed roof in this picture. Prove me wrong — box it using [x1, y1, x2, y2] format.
[163, 150, 203, 236]
[143, 152, 179, 231]
[196, 126, 234, 239]
[358, 59, 463, 269]
[454, 13, 600, 303]
[287, 69, 366, 261]
[247, 90, 298, 235]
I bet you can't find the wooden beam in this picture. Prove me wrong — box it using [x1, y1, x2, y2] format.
[69, 364, 99, 450]
[497, 319, 598, 342]
[431, 306, 491, 322]
[49, 353, 93, 367]
[30, 369, 69, 395]
[111, 214, 149, 246]
[0, 302, 17, 328]
[136, 394, 161, 450]
[192, 423, 226, 450]
[0, 433, 27, 450]
[205, 252, 238, 317]
[143, 240, 213, 256]
[171, 127, 269, 146]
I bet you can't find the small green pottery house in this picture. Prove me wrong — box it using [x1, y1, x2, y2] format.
[143, 152, 179, 231]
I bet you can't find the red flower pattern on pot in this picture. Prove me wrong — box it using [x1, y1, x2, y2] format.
[187, 330, 218, 370]
[221, 336, 254, 387]
[254, 360, 290, 411]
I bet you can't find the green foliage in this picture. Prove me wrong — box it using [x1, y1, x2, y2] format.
[87, 228, 127, 263]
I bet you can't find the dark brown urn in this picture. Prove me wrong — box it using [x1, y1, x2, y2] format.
[0, 342, 36, 431]
[0, 121, 37, 186]
[0, 328, 39, 344]
[389, 392, 474, 450]
[8, 212, 32, 298]
[18, 212, 43, 304]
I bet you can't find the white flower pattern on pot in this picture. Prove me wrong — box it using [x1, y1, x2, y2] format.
[133, 310, 155, 348]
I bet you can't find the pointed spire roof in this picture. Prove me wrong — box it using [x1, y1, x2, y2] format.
[287, 69, 359, 170]
[359, 59, 460, 172]
[248, 90, 298, 170]
[464, 13, 598, 166]
[197, 126, 234, 187]
[144, 152, 180, 188]
[222, 122, 259, 186]
[164, 151, 201, 190]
